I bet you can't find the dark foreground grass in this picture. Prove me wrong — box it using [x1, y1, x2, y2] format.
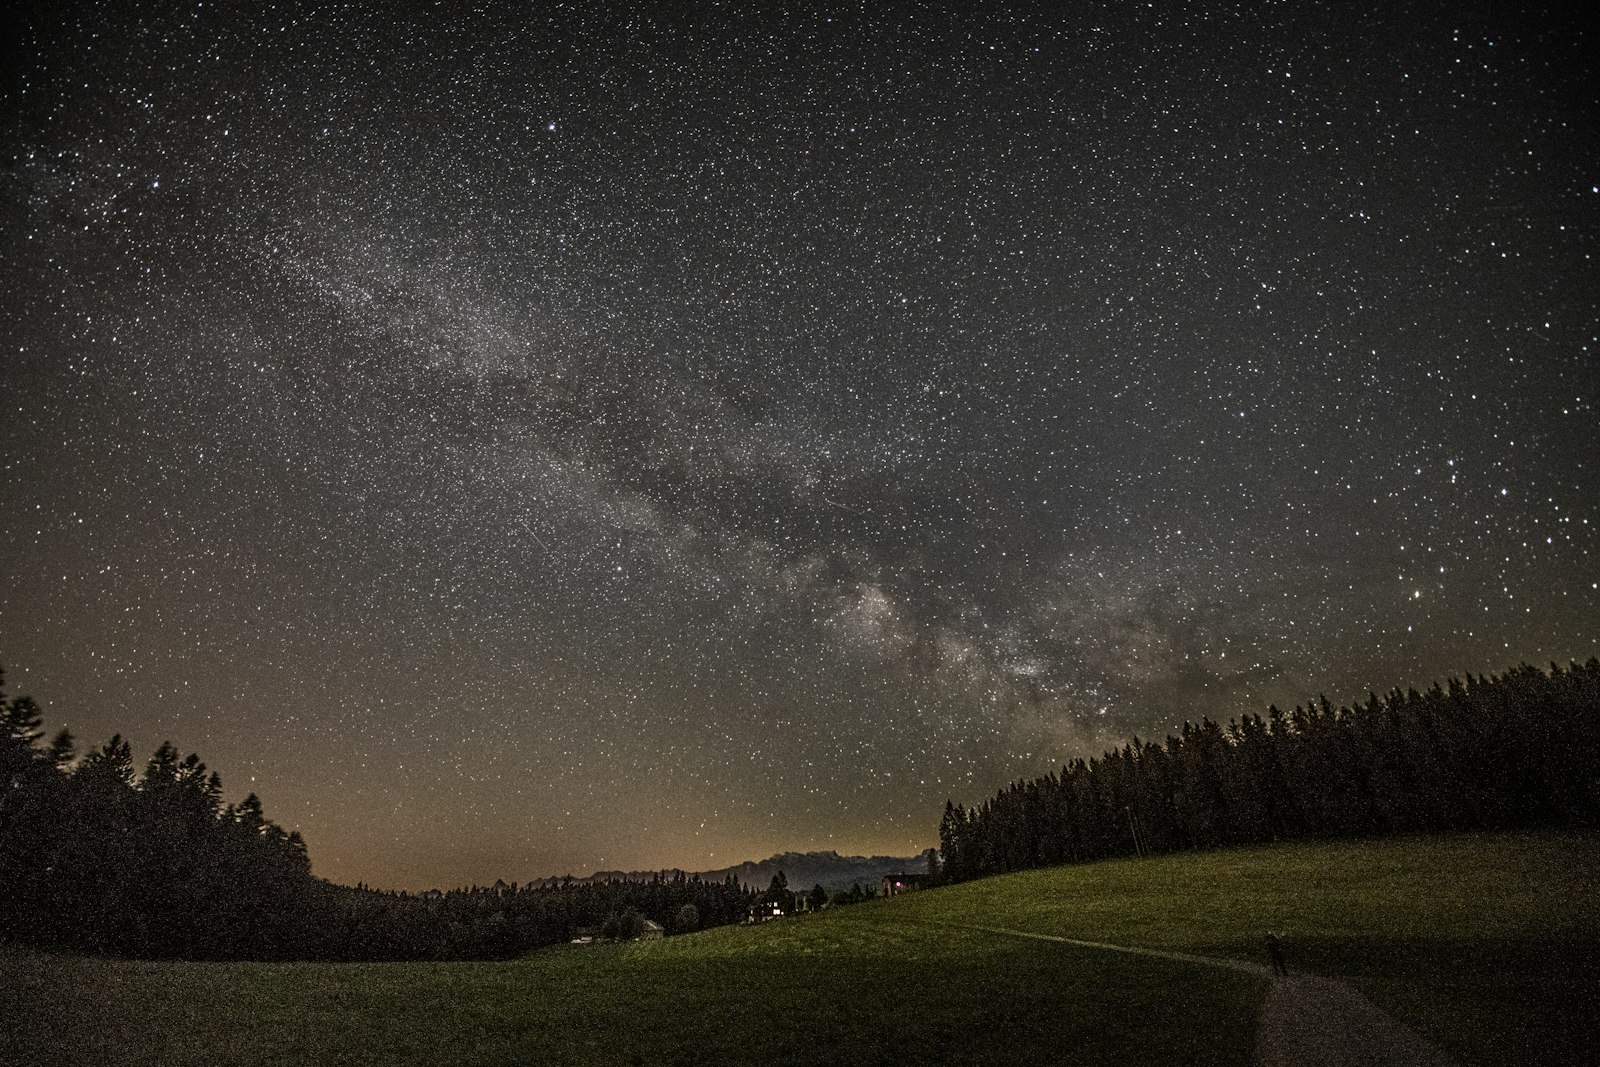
[10, 831, 1594, 1066]
[13, 913, 1258, 1066]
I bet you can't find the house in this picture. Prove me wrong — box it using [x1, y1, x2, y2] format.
[639, 919, 665, 940]
[881, 873, 927, 897]
[748, 900, 786, 923]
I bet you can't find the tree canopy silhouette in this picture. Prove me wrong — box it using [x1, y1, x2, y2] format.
[0, 661, 755, 961]
[936, 661, 1600, 885]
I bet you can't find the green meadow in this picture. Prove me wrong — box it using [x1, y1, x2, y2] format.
[12, 831, 1595, 1066]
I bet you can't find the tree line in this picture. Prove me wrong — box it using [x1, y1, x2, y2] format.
[0, 662, 756, 961]
[936, 660, 1600, 884]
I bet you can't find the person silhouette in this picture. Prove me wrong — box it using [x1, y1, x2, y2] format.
[1265, 933, 1289, 977]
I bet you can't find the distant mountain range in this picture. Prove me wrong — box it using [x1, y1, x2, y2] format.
[530, 849, 935, 893]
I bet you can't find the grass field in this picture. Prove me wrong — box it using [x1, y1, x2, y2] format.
[891, 831, 1599, 1066]
[11, 831, 1596, 1066]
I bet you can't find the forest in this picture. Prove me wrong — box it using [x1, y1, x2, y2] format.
[936, 660, 1600, 884]
[0, 663, 760, 961]
[6, 659, 1596, 961]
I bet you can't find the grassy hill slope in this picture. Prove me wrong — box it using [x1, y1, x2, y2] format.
[891, 830, 1598, 1065]
[12, 831, 1594, 1066]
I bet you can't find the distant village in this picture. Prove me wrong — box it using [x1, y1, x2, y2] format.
[567, 869, 931, 945]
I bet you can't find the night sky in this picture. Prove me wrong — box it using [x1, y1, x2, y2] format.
[3, 3, 1596, 891]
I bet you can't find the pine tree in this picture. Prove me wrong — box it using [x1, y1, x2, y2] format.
[45, 728, 75, 768]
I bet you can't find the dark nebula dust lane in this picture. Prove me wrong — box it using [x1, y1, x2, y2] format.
[3, 3, 1596, 889]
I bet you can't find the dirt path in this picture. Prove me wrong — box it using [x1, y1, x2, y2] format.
[1253, 972, 1458, 1067]
[941, 923, 1459, 1067]
[952, 922, 1265, 974]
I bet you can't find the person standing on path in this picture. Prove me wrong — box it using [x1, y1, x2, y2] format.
[1265, 933, 1289, 977]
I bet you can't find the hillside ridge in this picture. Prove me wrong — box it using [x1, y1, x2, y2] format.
[525, 847, 934, 892]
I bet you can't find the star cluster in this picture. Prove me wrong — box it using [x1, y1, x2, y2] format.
[3, 3, 1595, 889]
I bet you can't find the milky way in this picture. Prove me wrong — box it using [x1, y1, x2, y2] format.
[3, 3, 1596, 889]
